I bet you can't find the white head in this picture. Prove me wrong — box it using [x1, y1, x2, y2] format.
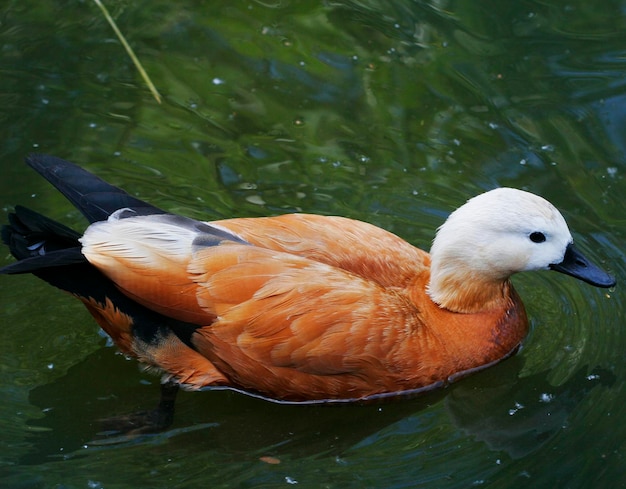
[427, 188, 614, 312]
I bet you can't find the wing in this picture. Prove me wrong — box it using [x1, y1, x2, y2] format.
[188, 243, 427, 399]
[80, 212, 429, 323]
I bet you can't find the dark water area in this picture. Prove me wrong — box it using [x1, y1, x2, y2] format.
[1, 1, 625, 487]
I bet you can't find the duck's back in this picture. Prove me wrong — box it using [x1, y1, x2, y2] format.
[213, 214, 431, 288]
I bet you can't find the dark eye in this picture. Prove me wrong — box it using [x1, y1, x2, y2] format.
[529, 232, 546, 243]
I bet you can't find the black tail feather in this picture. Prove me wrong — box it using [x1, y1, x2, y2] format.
[26, 154, 166, 223]
[0, 248, 86, 275]
[5, 205, 81, 251]
[1, 206, 85, 275]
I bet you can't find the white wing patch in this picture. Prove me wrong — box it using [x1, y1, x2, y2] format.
[80, 214, 197, 267]
[80, 213, 251, 272]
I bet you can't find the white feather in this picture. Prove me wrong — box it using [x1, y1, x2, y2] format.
[80, 214, 198, 268]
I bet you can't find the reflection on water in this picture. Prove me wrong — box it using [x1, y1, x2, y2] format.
[21, 349, 615, 467]
[446, 358, 616, 460]
[1, 0, 625, 488]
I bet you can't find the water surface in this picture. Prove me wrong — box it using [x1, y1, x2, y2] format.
[1, 1, 625, 488]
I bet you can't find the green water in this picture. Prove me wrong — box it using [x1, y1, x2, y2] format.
[1, 1, 624, 487]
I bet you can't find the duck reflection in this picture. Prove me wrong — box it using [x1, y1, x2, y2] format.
[20, 348, 614, 465]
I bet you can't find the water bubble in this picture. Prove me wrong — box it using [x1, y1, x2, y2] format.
[246, 195, 266, 206]
[539, 393, 554, 403]
[335, 455, 348, 465]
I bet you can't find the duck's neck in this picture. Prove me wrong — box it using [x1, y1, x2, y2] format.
[427, 262, 512, 314]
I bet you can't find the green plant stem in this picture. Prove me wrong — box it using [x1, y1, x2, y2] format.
[93, 0, 162, 104]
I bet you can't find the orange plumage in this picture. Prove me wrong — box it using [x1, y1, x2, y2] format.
[1, 155, 615, 410]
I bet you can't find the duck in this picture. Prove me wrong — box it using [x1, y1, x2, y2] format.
[1, 155, 615, 429]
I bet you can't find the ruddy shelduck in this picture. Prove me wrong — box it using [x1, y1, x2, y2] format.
[1, 155, 615, 430]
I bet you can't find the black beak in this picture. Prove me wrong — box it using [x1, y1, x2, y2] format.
[550, 243, 616, 288]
